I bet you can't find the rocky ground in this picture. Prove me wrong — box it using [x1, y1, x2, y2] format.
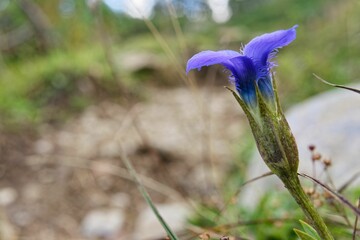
[0, 86, 247, 240]
[3, 82, 359, 240]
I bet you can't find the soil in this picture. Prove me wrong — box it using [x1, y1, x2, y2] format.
[0, 86, 247, 240]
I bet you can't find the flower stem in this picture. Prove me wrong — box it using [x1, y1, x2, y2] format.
[280, 173, 334, 240]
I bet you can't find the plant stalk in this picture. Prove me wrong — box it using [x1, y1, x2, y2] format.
[280, 173, 334, 240]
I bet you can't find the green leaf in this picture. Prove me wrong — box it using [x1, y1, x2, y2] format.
[299, 220, 321, 240]
[294, 229, 318, 240]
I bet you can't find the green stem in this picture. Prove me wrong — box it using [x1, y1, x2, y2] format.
[280, 173, 334, 240]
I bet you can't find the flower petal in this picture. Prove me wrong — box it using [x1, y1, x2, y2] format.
[243, 25, 298, 74]
[257, 75, 274, 102]
[186, 50, 241, 74]
[223, 56, 257, 108]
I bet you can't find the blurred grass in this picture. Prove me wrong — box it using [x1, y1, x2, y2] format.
[0, 46, 112, 126]
[189, 191, 303, 239]
[1, 0, 359, 127]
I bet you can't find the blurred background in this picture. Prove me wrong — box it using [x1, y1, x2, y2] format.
[0, 0, 359, 239]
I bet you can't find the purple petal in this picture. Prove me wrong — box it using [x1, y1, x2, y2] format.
[186, 50, 241, 74]
[242, 25, 298, 73]
[222, 56, 256, 86]
[222, 56, 257, 108]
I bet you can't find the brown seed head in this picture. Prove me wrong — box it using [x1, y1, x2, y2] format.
[312, 153, 322, 161]
[323, 191, 333, 199]
[323, 158, 332, 167]
[308, 144, 316, 151]
[304, 187, 315, 196]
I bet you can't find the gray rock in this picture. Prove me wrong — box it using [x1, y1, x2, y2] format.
[241, 85, 360, 206]
[0, 187, 17, 206]
[110, 192, 130, 208]
[33, 139, 54, 154]
[132, 202, 191, 240]
[81, 208, 125, 239]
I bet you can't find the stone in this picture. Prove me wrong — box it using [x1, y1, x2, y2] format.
[81, 208, 125, 239]
[110, 192, 130, 208]
[0, 187, 17, 206]
[241, 85, 360, 206]
[33, 139, 54, 154]
[11, 209, 34, 227]
[132, 202, 191, 239]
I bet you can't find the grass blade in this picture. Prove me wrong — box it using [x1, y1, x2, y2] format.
[120, 146, 180, 240]
[294, 229, 318, 240]
[313, 74, 360, 94]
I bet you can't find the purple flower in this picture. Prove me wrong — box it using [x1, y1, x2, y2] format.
[186, 25, 298, 109]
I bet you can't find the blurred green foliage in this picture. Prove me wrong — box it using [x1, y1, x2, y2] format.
[0, 46, 114, 126]
[189, 190, 303, 239]
[1, 0, 359, 127]
[189, 181, 359, 239]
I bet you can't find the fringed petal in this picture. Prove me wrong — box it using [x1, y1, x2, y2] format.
[186, 50, 240, 74]
[243, 25, 298, 78]
[223, 56, 257, 108]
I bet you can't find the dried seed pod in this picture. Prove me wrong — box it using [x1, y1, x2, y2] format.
[312, 153, 322, 161]
[304, 187, 315, 196]
[308, 144, 316, 152]
[322, 158, 332, 167]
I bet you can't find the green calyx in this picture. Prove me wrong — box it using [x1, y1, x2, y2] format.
[227, 78, 334, 240]
[226, 79, 299, 177]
